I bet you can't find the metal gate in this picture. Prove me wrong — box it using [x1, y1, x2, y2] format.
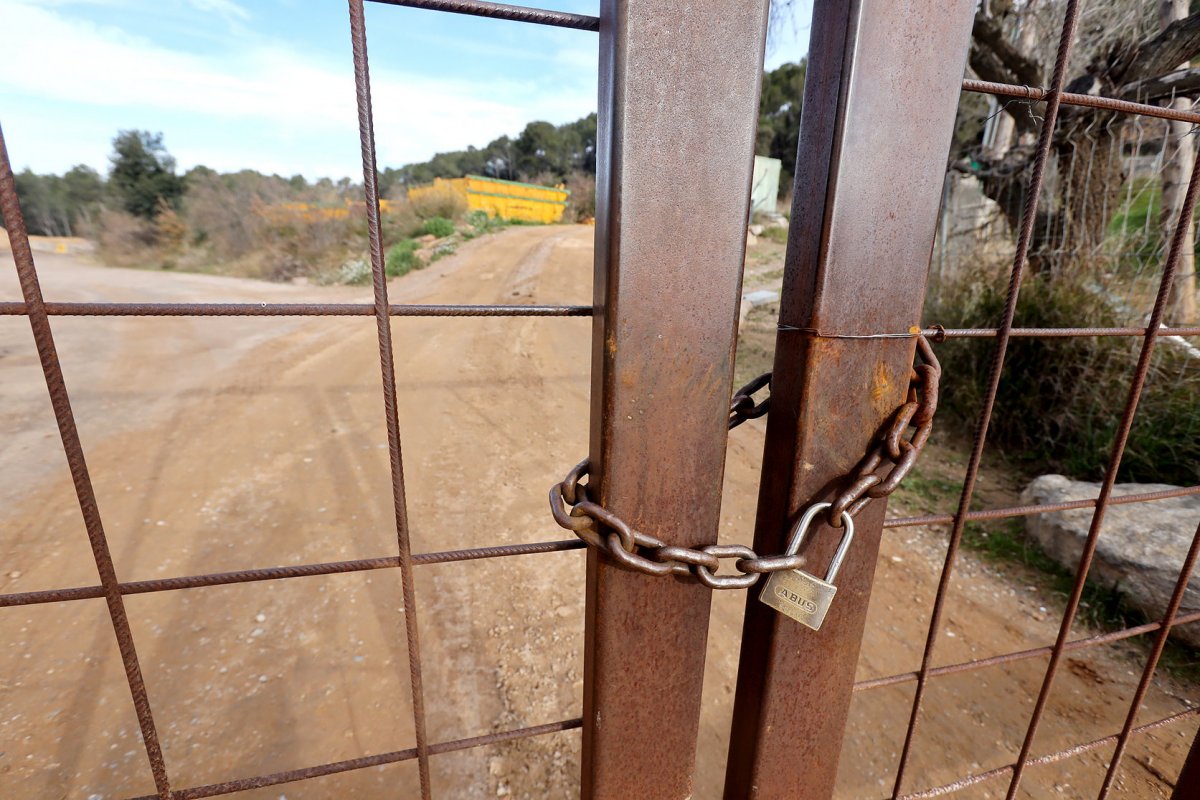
[2, 0, 1199, 798]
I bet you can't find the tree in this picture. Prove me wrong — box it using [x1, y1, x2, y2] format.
[770, 0, 1200, 322]
[757, 61, 806, 192]
[963, 1, 1200, 321]
[11, 169, 58, 235]
[514, 121, 565, 178]
[108, 130, 184, 219]
[1157, 0, 1197, 323]
[61, 165, 104, 211]
[386, 115, 597, 188]
[5, 165, 105, 236]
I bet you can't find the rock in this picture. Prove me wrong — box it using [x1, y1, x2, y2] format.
[743, 289, 779, 308]
[748, 223, 765, 236]
[746, 231, 758, 247]
[1022, 475, 1200, 647]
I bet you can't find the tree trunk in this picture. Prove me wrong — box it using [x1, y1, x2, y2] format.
[1043, 119, 1127, 274]
[1161, 0, 1198, 324]
[984, 11, 1038, 160]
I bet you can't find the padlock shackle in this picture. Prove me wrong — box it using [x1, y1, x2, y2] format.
[783, 502, 856, 584]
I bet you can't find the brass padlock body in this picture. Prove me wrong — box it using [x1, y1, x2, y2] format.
[759, 502, 855, 630]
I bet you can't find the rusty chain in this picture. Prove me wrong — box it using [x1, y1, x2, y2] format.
[728, 371, 771, 429]
[548, 335, 941, 589]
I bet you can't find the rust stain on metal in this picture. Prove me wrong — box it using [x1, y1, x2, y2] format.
[871, 360, 895, 413]
[724, 1, 976, 797]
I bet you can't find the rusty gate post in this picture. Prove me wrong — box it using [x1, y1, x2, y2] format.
[723, 2, 975, 798]
[582, 0, 769, 796]
[1174, 727, 1200, 799]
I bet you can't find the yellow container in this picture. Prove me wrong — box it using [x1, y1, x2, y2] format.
[408, 175, 570, 224]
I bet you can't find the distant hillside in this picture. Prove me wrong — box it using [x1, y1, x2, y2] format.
[378, 114, 597, 197]
[381, 60, 805, 199]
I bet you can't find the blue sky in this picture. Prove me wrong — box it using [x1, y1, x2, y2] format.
[0, 0, 811, 180]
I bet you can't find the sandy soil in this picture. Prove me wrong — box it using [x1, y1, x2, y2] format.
[0, 226, 1196, 799]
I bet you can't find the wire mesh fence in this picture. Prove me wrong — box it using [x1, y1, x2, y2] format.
[0, 3, 600, 799]
[1, 0, 1198, 798]
[883, 1, 1200, 796]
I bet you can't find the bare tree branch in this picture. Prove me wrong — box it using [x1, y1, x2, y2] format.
[1121, 11, 1200, 83]
[971, 11, 1043, 88]
[1121, 65, 1200, 104]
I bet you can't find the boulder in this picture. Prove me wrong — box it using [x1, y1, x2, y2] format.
[743, 289, 780, 308]
[1022, 475, 1200, 647]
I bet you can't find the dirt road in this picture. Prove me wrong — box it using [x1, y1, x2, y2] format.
[1, 226, 1195, 799]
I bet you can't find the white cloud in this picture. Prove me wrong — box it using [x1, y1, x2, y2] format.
[186, 0, 249, 23]
[0, 0, 597, 177]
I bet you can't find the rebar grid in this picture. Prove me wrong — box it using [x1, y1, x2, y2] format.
[4, 482, 1195, 612]
[893, 707, 1200, 800]
[889, 1, 1200, 797]
[348, 0, 433, 791]
[3, 0, 1200, 797]
[123, 718, 583, 800]
[0, 301, 592, 316]
[0, 126, 173, 800]
[0, 2, 598, 797]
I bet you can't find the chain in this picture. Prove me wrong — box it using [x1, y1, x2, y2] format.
[548, 335, 941, 589]
[728, 372, 771, 429]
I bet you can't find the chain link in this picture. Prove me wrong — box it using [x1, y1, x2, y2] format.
[729, 372, 771, 429]
[549, 335, 941, 588]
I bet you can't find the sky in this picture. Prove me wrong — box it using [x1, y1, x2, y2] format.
[0, 0, 811, 181]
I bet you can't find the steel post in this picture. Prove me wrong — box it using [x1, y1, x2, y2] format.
[1173, 726, 1200, 799]
[582, 0, 770, 796]
[722, 2, 976, 797]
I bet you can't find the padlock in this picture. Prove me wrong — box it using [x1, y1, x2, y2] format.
[759, 502, 855, 630]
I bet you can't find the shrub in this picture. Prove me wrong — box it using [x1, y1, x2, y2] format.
[409, 183, 466, 220]
[463, 209, 508, 240]
[421, 216, 455, 238]
[928, 268, 1200, 485]
[386, 239, 423, 277]
[564, 171, 596, 222]
[154, 198, 187, 268]
[95, 208, 159, 266]
[430, 242, 456, 263]
[760, 225, 789, 244]
[381, 194, 422, 241]
[337, 257, 372, 285]
[259, 206, 354, 281]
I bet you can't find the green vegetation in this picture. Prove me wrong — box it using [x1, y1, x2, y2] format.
[7, 164, 104, 237]
[756, 61, 805, 195]
[409, 184, 467, 221]
[108, 130, 185, 219]
[967, 516, 1200, 681]
[1105, 178, 1163, 276]
[377, 60, 803, 204]
[385, 239, 423, 277]
[464, 210, 501, 235]
[4, 130, 186, 239]
[337, 258, 373, 285]
[888, 461, 1200, 682]
[759, 225, 789, 244]
[381, 114, 597, 191]
[421, 216, 455, 238]
[928, 270, 1200, 486]
[1108, 178, 1161, 242]
[430, 242, 457, 263]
